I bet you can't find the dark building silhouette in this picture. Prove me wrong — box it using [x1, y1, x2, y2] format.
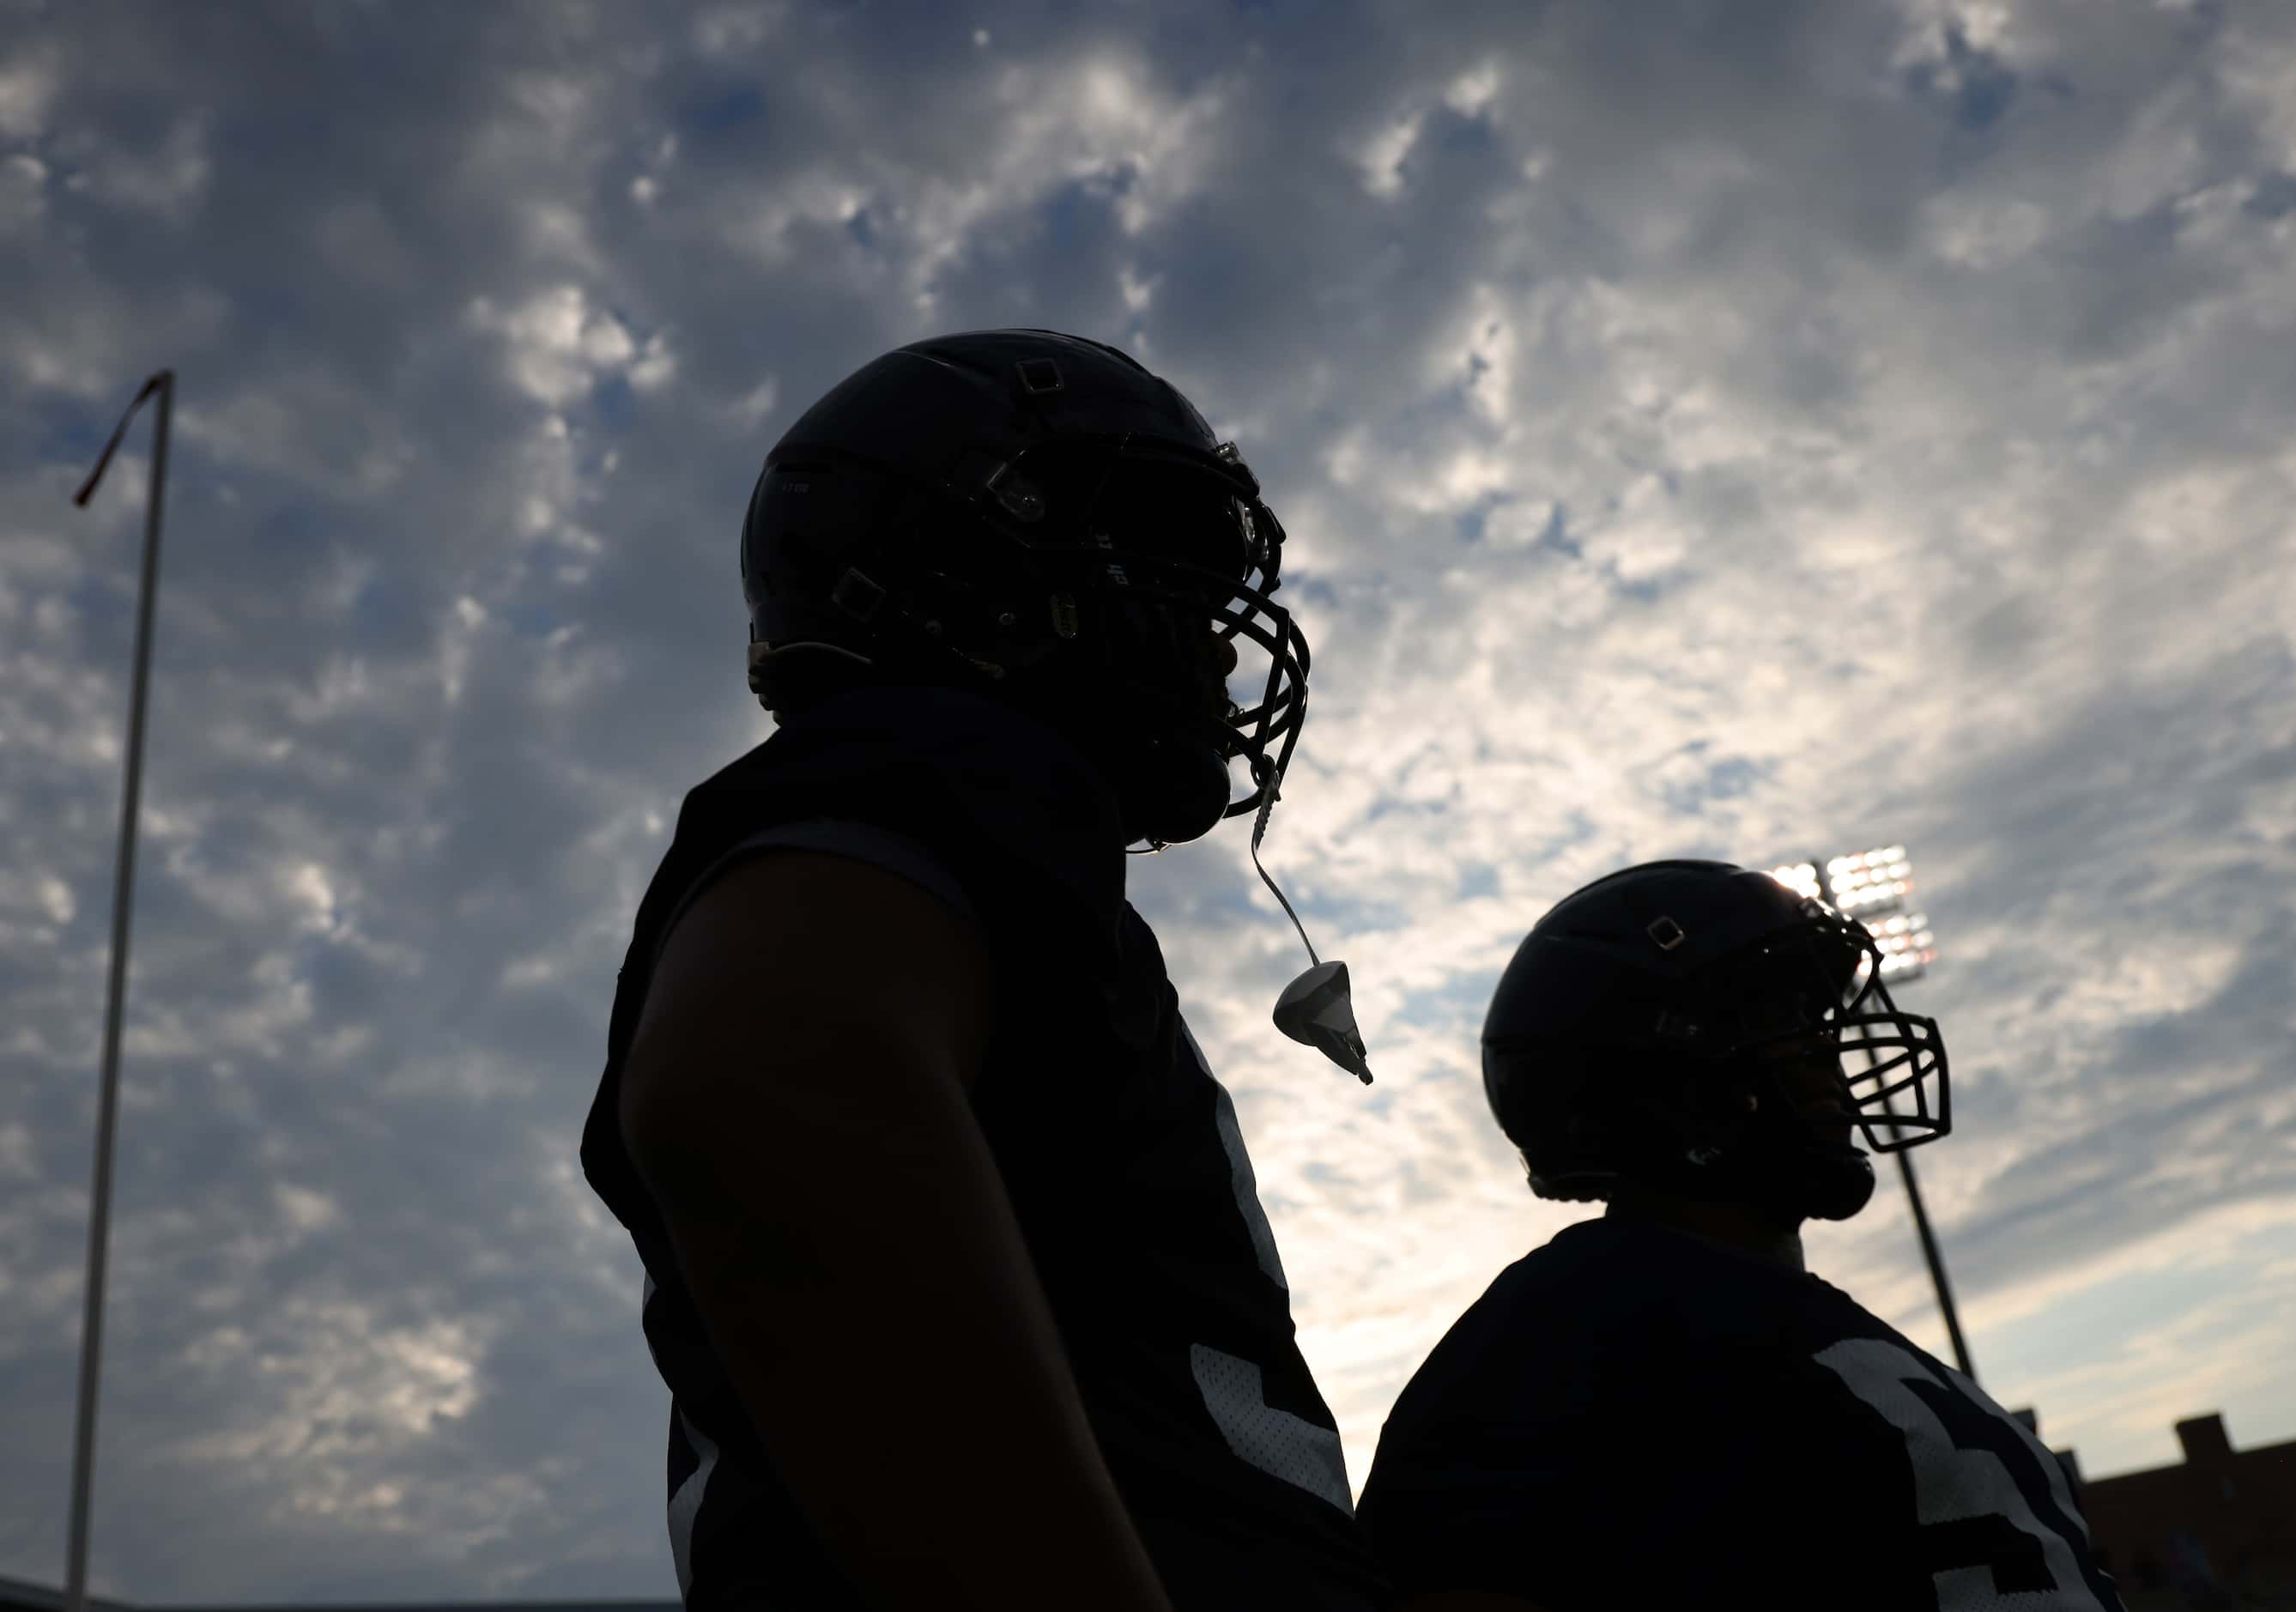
[0, 1575, 136, 1612]
[2010, 1403, 2092, 1500]
[2070, 1412, 2296, 1610]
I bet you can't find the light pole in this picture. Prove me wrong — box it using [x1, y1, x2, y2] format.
[62, 370, 175, 1612]
[1772, 845, 1974, 1381]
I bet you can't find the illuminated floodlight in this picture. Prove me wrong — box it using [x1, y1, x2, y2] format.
[1836, 879, 1911, 915]
[1769, 861, 1822, 901]
[1878, 950, 1931, 983]
[1827, 842, 1915, 918]
[1833, 861, 1911, 890]
[1863, 909, 1936, 982]
[1819, 842, 1937, 978]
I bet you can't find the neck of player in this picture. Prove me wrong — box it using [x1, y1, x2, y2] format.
[1604, 1186, 1807, 1273]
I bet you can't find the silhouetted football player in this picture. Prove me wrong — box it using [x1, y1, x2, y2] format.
[580, 330, 1384, 1609]
[1356, 860, 2127, 1612]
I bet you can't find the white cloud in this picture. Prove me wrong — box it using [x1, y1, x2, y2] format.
[727, 375, 778, 431]
[467, 284, 671, 409]
[1429, 281, 1518, 427]
[285, 861, 342, 935]
[691, 2, 788, 56]
[1444, 59, 1503, 119]
[506, 70, 591, 146]
[1118, 264, 1158, 312]
[1359, 58, 1505, 204]
[720, 168, 871, 265]
[627, 330, 676, 392]
[1578, 473, 1689, 583]
[1889, 0, 2024, 71]
[2217, 20, 2296, 169]
[276, 1183, 343, 1235]
[161, 1302, 485, 1465]
[1356, 107, 1423, 199]
[578, 312, 635, 368]
[0, 44, 59, 139]
[521, 197, 605, 276]
[175, 367, 418, 496]
[702, 50, 1231, 317]
[440, 597, 487, 706]
[2097, 79, 2208, 221]
[976, 55, 1227, 236]
[1923, 192, 2052, 268]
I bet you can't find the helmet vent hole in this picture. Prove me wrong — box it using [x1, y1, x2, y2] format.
[1016, 358, 1064, 394]
[1646, 916, 1687, 951]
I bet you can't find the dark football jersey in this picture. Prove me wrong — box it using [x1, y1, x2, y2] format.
[1355, 1216, 2126, 1612]
[579, 681, 1387, 1610]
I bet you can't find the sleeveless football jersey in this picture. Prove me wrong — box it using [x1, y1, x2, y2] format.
[579, 682, 1387, 1609]
[1356, 1215, 2126, 1612]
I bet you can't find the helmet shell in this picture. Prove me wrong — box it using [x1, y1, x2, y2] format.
[739, 329, 1312, 853]
[1482, 859, 1945, 1215]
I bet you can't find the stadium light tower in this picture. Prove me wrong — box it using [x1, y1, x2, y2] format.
[1770, 845, 1975, 1381]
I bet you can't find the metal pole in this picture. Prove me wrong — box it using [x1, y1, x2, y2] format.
[1866, 1039, 1977, 1381]
[64, 370, 174, 1612]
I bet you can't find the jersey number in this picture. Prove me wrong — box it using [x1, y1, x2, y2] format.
[1814, 1339, 2121, 1610]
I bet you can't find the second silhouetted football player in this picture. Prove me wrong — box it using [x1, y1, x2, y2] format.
[1357, 860, 2126, 1612]
[581, 330, 1386, 1609]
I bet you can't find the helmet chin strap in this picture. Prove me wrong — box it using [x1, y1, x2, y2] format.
[1244, 753, 1373, 1086]
[1107, 723, 1372, 1086]
[759, 639, 1375, 1088]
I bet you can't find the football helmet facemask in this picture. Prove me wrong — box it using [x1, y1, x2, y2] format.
[1481, 860, 1949, 1222]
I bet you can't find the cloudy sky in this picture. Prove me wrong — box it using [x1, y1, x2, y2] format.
[5, 0, 2294, 1601]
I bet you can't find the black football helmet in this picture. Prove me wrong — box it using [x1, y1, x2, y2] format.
[741, 330, 1373, 1085]
[1481, 860, 1948, 1221]
[741, 328, 1309, 858]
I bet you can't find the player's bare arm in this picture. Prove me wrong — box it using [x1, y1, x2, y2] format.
[619, 846, 1176, 1612]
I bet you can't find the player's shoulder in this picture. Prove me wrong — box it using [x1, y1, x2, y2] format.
[1485, 1216, 1707, 1335]
[1386, 1218, 1875, 1439]
[1383, 1225, 1676, 1428]
[682, 681, 1129, 971]
[1788, 1276, 1967, 1394]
